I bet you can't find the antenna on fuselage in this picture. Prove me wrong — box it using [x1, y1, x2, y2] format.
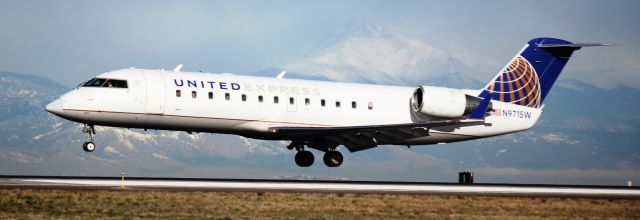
[173, 64, 183, 72]
[276, 71, 287, 79]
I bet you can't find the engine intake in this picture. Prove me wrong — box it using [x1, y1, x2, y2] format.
[411, 86, 492, 118]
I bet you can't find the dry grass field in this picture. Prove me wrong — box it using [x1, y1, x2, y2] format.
[1, 188, 639, 219]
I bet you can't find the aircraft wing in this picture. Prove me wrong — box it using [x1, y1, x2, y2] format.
[268, 119, 485, 152]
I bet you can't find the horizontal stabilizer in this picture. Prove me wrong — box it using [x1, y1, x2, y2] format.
[537, 43, 614, 48]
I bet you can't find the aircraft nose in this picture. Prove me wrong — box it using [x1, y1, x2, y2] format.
[45, 98, 63, 115]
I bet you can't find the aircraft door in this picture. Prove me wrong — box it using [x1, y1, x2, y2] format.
[143, 71, 166, 114]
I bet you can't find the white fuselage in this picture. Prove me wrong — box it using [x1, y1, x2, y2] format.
[47, 68, 541, 145]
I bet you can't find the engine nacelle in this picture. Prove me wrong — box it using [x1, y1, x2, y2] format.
[411, 86, 492, 118]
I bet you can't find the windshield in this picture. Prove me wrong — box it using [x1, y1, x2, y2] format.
[81, 78, 107, 87]
[104, 79, 127, 88]
[81, 78, 128, 88]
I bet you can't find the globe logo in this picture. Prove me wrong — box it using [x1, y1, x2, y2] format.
[485, 56, 541, 108]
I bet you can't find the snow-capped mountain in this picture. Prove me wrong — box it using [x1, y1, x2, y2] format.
[284, 25, 486, 88]
[0, 72, 67, 148]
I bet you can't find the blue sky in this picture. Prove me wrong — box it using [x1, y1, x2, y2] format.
[0, 0, 638, 88]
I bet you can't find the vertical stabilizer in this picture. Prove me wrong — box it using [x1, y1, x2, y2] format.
[478, 38, 608, 108]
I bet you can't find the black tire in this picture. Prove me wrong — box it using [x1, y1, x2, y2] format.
[295, 151, 314, 167]
[323, 151, 343, 167]
[83, 142, 95, 152]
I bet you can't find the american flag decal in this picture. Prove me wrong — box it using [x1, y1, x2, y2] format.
[491, 109, 502, 116]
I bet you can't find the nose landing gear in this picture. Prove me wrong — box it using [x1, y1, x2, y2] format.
[82, 124, 96, 152]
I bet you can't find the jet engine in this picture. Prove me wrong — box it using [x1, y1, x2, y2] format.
[411, 86, 492, 118]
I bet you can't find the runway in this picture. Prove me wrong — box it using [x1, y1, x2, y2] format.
[1, 176, 639, 198]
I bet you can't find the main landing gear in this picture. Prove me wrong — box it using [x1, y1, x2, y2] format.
[82, 124, 96, 152]
[288, 142, 343, 167]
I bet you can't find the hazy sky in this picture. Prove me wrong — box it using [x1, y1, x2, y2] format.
[0, 0, 638, 87]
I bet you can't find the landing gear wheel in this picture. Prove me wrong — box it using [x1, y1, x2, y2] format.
[82, 142, 96, 152]
[323, 151, 343, 167]
[295, 151, 314, 167]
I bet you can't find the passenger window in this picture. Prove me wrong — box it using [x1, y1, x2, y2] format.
[305, 98, 310, 106]
[176, 90, 181, 97]
[352, 101, 357, 109]
[192, 91, 197, 98]
[289, 97, 295, 105]
[258, 95, 263, 103]
[274, 96, 279, 104]
[82, 78, 107, 87]
[321, 99, 326, 107]
[225, 93, 230, 100]
[103, 79, 128, 88]
[368, 102, 374, 110]
[336, 101, 341, 108]
[242, 94, 247, 101]
[208, 92, 213, 99]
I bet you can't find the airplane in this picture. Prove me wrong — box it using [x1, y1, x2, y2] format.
[45, 38, 609, 167]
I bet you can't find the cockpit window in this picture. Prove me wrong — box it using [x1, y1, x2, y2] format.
[103, 79, 128, 88]
[82, 78, 107, 87]
[81, 78, 128, 88]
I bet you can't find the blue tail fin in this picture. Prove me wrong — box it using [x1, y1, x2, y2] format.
[479, 38, 597, 108]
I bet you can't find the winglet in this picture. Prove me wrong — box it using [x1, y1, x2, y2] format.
[468, 92, 493, 119]
[173, 64, 183, 72]
[276, 71, 287, 79]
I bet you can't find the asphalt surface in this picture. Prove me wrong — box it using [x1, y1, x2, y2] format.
[1, 176, 639, 199]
